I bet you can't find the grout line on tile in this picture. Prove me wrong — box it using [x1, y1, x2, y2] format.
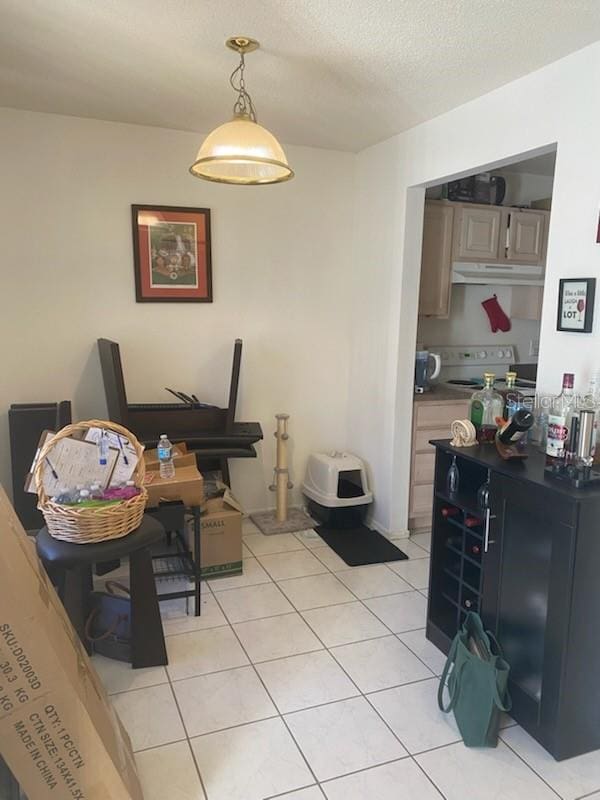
[499, 736, 564, 799]
[318, 754, 412, 787]
[263, 783, 327, 800]
[210, 588, 323, 789]
[132, 733, 187, 755]
[184, 738, 209, 800]
[163, 653, 210, 799]
[412, 757, 451, 800]
[187, 712, 281, 739]
[164, 622, 231, 639]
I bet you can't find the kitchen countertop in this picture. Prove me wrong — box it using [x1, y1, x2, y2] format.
[413, 385, 472, 403]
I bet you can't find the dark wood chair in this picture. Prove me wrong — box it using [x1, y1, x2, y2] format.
[97, 338, 262, 485]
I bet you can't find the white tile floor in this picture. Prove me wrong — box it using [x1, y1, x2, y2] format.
[93, 523, 600, 800]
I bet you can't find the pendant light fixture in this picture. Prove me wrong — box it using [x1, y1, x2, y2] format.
[189, 37, 294, 185]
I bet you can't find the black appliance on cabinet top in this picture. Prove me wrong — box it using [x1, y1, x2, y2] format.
[446, 174, 506, 205]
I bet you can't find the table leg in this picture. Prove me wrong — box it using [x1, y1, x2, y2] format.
[193, 506, 201, 616]
[130, 547, 168, 668]
[63, 566, 93, 655]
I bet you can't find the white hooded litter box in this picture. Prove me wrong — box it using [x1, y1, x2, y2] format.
[303, 452, 373, 527]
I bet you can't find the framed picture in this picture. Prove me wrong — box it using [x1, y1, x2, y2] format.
[557, 278, 595, 333]
[132, 205, 212, 302]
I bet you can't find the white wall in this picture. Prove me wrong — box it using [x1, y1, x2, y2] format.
[418, 284, 541, 369]
[350, 42, 600, 534]
[494, 171, 554, 206]
[0, 108, 356, 513]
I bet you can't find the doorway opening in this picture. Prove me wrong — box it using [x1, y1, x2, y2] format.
[408, 148, 556, 532]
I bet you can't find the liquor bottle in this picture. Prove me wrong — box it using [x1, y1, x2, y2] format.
[546, 373, 576, 462]
[469, 373, 504, 443]
[583, 371, 600, 457]
[497, 408, 534, 445]
[464, 515, 483, 528]
[440, 506, 460, 518]
[503, 371, 524, 419]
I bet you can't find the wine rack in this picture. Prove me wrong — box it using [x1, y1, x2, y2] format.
[428, 447, 489, 644]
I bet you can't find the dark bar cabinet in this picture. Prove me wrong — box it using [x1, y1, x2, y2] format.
[427, 439, 600, 761]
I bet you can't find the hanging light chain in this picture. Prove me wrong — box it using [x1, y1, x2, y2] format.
[230, 52, 257, 122]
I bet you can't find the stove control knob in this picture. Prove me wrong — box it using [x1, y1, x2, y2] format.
[497, 350, 505, 358]
[478, 350, 487, 359]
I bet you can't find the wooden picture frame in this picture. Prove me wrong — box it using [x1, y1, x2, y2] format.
[132, 204, 212, 302]
[557, 278, 595, 333]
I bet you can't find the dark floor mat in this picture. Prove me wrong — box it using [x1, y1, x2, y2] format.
[315, 524, 408, 567]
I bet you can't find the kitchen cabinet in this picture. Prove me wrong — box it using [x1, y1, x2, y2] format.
[506, 209, 547, 263]
[427, 440, 600, 760]
[418, 201, 454, 317]
[419, 200, 549, 318]
[452, 203, 549, 266]
[409, 395, 469, 530]
[510, 284, 544, 321]
[453, 205, 502, 262]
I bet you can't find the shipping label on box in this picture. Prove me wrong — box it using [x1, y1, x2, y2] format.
[0, 487, 143, 800]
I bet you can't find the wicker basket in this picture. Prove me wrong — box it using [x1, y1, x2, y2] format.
[35, 419, 147, 544]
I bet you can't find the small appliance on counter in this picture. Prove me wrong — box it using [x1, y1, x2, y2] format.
[426, 344, 537, 401]
[415, 349, 441, 393]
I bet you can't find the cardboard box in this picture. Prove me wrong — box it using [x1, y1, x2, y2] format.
[142, 441, 189, 469]
[0, 486, 143, 800]
[143, 455, 204, 508]
[190, 488, 243, 578]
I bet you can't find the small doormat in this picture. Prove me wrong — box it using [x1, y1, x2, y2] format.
[315, 524, 408, 567]
[250, 508, 317, 535]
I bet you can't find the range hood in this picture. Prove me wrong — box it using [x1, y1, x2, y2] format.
[452, 262, 544, 286]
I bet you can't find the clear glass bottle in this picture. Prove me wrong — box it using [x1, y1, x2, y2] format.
[503, 371, 522, 418]
[446, 456, 460, 496]
[546, 373, 577, 462]
[469, 373, 504, 442]
[582, 371, 600, 457]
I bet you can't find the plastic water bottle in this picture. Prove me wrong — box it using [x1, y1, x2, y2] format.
[53, 487, 75, 504]
[98, 431, 109, 466]
[157, 434, 175, 479]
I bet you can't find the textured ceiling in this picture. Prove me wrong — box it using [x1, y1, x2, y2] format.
[1, 0, 600, 151]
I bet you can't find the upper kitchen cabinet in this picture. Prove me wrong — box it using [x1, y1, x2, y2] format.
[453, 205, 502, 262]
[505, 209, 547, 263]
[418, 201, 455, 317]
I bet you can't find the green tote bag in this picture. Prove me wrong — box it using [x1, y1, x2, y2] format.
[437, 612, 512, 747]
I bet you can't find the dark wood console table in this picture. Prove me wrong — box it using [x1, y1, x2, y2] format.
[428, 439, 600, 760]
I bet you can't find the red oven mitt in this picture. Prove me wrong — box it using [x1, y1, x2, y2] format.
[481, 294, 511, 333]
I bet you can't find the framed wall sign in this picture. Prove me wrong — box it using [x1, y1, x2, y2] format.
[557, 278, 595, 333]
[132, 205, 212, 302]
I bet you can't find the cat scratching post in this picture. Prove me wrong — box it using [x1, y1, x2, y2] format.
[270, 414, 292, 522]
[250, 413, 315, 535]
